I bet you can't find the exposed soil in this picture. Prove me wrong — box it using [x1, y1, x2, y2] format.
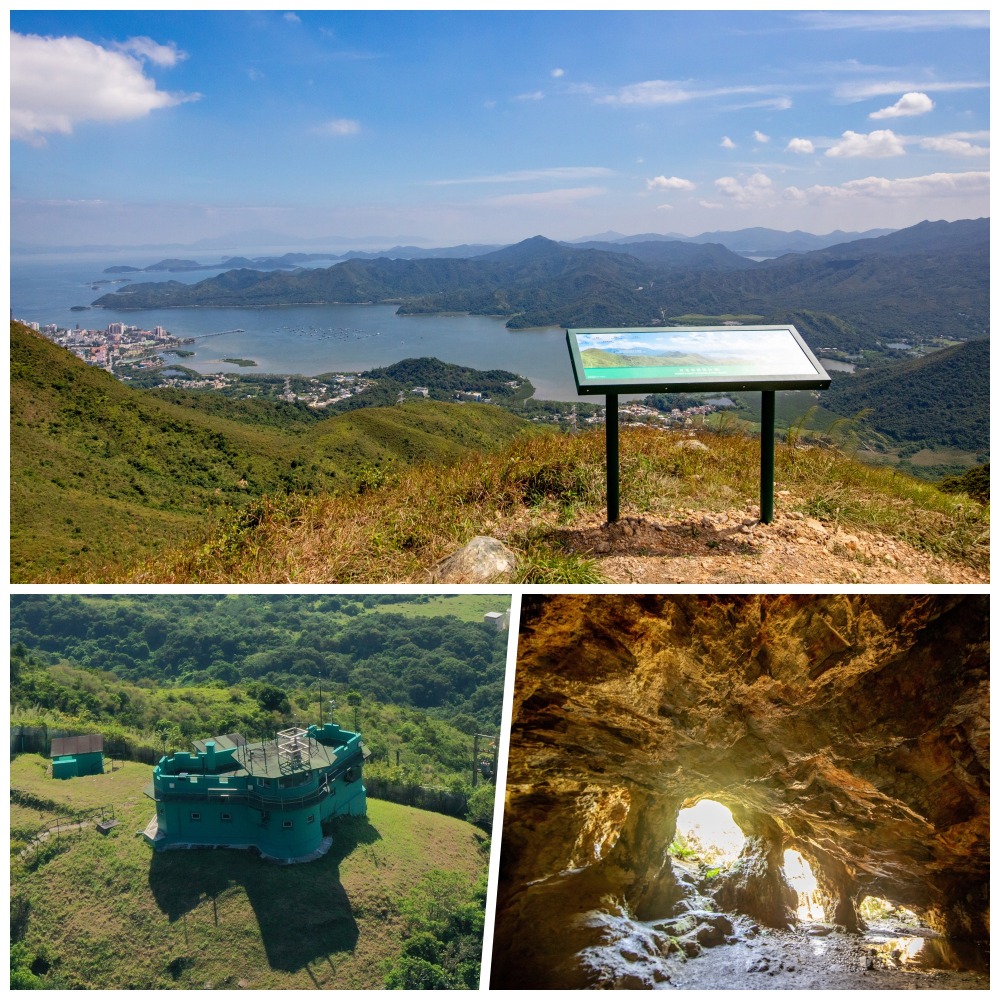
[547, 504, 987, 584]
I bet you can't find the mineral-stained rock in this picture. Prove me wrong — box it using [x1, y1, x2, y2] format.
[491, 595, 989, 988]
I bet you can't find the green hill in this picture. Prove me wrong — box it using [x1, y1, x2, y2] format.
[11, 755, 488, 989]
[824, 339, 989, 452]
[91, 220, 989, 345]
[11, 322, 529, 581]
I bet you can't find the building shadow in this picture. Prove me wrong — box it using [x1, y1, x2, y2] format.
[148, 815, 381, 972]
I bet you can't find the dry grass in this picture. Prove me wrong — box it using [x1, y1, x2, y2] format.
[98, 425, 986, 584]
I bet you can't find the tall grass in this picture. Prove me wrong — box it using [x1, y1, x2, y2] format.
[107, 425, 986, 584]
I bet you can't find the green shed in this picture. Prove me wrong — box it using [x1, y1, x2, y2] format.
[51, 734, 105, 779]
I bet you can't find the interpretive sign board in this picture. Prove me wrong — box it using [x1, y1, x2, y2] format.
[567, 325, 830, 395]
[565, 325, 830, 525]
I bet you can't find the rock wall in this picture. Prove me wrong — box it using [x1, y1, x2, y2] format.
[492, 595, 988, 987]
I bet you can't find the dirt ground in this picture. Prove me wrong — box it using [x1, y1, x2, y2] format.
[549, 505, 987, 584]
[657, 920, 988, 990]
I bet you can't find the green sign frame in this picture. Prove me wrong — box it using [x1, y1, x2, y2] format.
[567, 324, 831, 395]
[565, 324, 830, 525]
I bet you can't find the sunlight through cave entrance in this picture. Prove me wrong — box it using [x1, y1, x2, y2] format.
[670, 799, 745, 870]
[783, 848, 821, 922]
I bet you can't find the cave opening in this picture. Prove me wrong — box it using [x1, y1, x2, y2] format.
[782, 848, 821, 922]
[670, 799, 745, 870]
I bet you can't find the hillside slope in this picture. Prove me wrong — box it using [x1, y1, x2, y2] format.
[823, 338, 989, 452]
[115, 424, 987, 586]
[11, 755, 487, 989]
[11, 322, 530, 581]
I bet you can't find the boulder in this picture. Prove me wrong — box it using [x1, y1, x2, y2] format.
[429, 535, 516, 583]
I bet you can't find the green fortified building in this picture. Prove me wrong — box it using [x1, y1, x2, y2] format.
[144, 723, 367, 862]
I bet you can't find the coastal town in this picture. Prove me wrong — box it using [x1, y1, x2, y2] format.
[18, 316, 732, 428]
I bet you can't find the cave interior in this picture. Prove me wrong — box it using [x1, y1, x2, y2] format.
[491, 595, 989, 989]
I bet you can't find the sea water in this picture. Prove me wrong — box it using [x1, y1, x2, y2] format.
[10, 252, 583, 402]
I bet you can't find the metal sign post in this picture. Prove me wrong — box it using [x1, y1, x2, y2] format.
[566, 325, 829, 525]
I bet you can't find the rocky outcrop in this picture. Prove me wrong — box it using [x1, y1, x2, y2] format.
[492, 595, 989, 988]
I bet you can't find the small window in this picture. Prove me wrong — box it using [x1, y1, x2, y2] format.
[221, 812, 232, 822]
[307, 815, 315, 824]
[190, 812, 201, 821]
[282, 820, 293, 829]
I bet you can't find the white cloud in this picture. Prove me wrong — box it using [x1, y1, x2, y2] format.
[551, 68, 564, 78]
[646, 175, 696, 192]
[785, 170, 988, 203]
[919, 136, 989, 157]
[786, 137, 815, 154]
[826, 129, 905, 158]
[720, 136, 736, 149]
[753, 130, 770, 143]
[869, 92, 934, 119]
[115, 36, 185, 68]
[312, 118, 361, 136]
[515, 91, 545, 102]
[10, 32, 197, 144]
[284, 12, 301, 23]
[714, 172, 775, 205]
[656, 203, 674, 210]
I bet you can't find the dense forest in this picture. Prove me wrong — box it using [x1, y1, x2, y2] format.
[10, 594, 510, 733]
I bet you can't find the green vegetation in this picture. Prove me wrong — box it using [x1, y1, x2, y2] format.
[11, 322, 529, 582]
[92, 220, 989, 346]
[10, 753, 488, 989]
[99, 421, 987, 584]
[11, 594, 510, 733]
[824, 339, 988, 453]
[220, 357, 257, 367]
[939, 463, 989, 504]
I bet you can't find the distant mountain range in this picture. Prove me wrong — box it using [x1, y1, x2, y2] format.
[92, 219, 989, 351]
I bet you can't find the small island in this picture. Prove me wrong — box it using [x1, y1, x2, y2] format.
[221, 357, 257, 367]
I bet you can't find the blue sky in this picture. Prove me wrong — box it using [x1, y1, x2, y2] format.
[10, 9, 990, 249]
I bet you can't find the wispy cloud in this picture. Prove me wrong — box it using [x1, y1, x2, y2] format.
[794, 12, 988, 32]
[720, 136, 736, 149]
[753, 130, 770, 143]
[870, 92, 934, 120]
[597, 80, 767, 107]
[919, 137, 989, 157]
[482, 186, 606, 208]
[11, 31, 197, 144]
[836, 79, 988, 101]
[514, 91, 545, 102]
[115, 36, 186, 68]
[786, 170, 988, 202]
[429, 167, 614, 186]
[311, 118, 361, 137]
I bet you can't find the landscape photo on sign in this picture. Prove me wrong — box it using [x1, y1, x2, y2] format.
[576, 328, 821, 381]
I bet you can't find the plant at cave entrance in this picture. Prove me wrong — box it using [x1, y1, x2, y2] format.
[670, 799, 745, 870]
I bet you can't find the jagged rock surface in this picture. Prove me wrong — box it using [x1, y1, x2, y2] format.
[492, 595, 989, 988]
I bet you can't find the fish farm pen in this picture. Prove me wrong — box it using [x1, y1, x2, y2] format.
[144, 723, 367, 862]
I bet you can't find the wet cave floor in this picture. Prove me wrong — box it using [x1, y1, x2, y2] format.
[589, 914, 989, 991]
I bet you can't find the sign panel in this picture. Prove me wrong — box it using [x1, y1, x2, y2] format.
[567, 325, 830, 394]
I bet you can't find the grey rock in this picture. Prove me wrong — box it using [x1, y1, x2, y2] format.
[429, 535, 517, 583]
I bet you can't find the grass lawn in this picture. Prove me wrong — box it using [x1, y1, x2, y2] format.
[11, 754, 489, 989]
[369, 595, 512, 622]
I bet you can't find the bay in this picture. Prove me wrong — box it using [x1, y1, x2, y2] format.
[10, 253, 584, 402]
